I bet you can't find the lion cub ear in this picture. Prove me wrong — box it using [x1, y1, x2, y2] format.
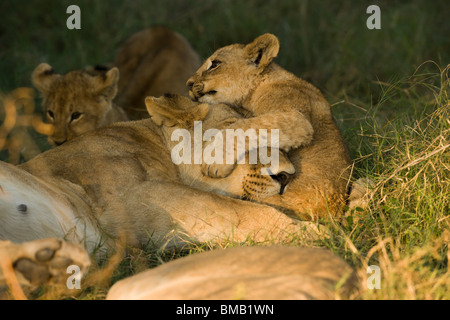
[32, 63, 61, 95]
[145, 96, 178, 127]
[145, 97, 210, 128]
[245, 33, 280, 69]
[93, 67, 119, 101]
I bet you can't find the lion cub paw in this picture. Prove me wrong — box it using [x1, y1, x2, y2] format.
[201, 162, 236, 178]
[7, 238, 90, 287]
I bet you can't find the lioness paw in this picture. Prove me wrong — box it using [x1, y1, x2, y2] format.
[6, 238, 90, 287]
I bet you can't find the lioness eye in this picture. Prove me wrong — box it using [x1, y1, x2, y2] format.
[208, 60, 221, 71]
[70, 112, 82, 122]
[47, 110, 55, 119]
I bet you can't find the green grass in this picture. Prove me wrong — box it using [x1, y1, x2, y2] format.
[0, 0, 449, 299]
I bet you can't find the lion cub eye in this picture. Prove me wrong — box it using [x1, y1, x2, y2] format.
[47, 110, 55, 120]
[70, 112, 83, 122]
[208, 60, 221, 71]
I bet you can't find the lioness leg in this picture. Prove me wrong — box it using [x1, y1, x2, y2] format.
[0, 161, 102, 252]
[119, 180, 325, 248]
[107, 246, 358, 300]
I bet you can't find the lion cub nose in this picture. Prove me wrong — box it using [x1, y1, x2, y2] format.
[270, 171, 294, 194]
[186, 80, 194, 91]
[52, 139, 67, 146]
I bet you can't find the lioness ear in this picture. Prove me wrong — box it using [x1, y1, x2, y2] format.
[245, 33, 279, 69]
[93, 67, 119, 101]
[145, 96, 178, 127]
[32, 63, 61, 95]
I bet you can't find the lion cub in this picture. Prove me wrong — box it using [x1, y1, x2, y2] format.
[187, 34, 351, 219]
[32, 63, 128, 146]
[145, 94, 296, 200]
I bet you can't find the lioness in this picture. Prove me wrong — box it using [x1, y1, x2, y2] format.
[187, 34, 352, 219]
[113, 26, 202, 120]
[0, 94, 319, 255]
[32, 63, 128, 146]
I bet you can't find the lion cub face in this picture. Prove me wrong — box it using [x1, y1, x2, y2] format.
[187, 34, 279, 106]
[145, 94, 295, 200]
[32, 63, 119, 146]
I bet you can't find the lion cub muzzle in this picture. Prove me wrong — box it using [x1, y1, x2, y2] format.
[186, 80, 216, 101]
[270, 171, 294, 195]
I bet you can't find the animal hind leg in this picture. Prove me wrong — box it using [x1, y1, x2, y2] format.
[126, 180, 325, 248]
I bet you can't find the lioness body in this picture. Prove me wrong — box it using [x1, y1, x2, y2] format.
[188, 34, 352, 219]
[114, 26, 202, 119]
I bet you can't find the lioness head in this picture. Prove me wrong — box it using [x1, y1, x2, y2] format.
[32, 63, 120, 146]
[145, 94, 295, 200]
[186, 34, 279, 106]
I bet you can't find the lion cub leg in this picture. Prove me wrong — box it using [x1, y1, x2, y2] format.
[0, 238, 90, 299]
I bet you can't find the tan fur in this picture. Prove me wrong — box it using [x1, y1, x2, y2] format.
[0, 239, 358, 300]
[0, 96, 323, 255]
[113, 26, 202, 120]
[107, 246, 358, 300]
[145, 94, 296, 200]
[32, 63, 128, 146]
[0, 96, 351, 300]
[187, 34, 352, 220]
